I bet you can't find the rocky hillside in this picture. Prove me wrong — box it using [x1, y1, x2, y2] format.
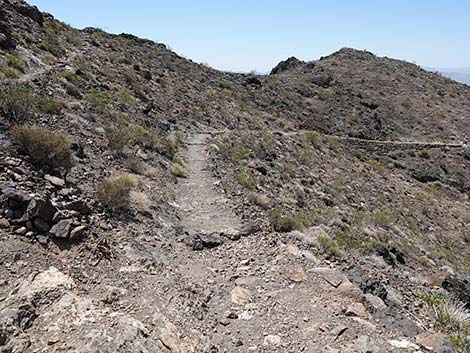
[0, 0, 469, 352]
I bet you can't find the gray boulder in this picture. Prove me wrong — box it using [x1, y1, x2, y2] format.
[49, 219, 73, 239]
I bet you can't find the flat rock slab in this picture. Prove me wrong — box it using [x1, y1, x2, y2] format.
[313, 267, 349, 288]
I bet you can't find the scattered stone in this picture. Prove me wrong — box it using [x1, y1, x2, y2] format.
[33, 218, 50, 233]
[263, 335, 281, 346]
[388, 339, 418, 349]
[283, 266, 306, 283]
[15, 226, 27, 235]
[191, 233, 223, 250]
[415, 332, 457, 353]
[36, 234, 49, 245]
[363, 293, 387, 313]
[0, 218, 10, 228]
[69, 225, 86, 240]
[49, 219, 73, 239]
[355, 335, 379, 352]
[17, 267, 75, 297]
[45, 174, 65, 187]
[2, 188, 31, 204]
[313, 268, 349, 288]
[330, 325, 348, 337]
[239, 223, 260, 237]
[65, 200, 92, 216]
[26, 198, 58, 222]
[231, 287, 253, 305]
[344, 302, 368, 318]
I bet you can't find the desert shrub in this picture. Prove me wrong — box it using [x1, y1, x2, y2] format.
[301, 131, 321, 148]
[87, 89, 111, 113]
[123, 69, 147, 100]
[60, 70, 83, 84]
[5, 53, 26, 72]
[269, 209, 301, 232]
[40, 97, 64, 115]
[11, 125, 75, 176]
[43, 54, 57, 66]
[416, 149, 430, 159]
[104, 125, 129, 152]
[317, 235, 343, 258]
[0, 66, 20, 79]
[170, 162, 187, 178]
[335, 230, 363, 249]
[420, 292, 470, 352]
[124, 156, 145, 174]
[400, 97, 412, 108]
[96, 173, 138, 210]
[0, 84, 36, 122]
[64, 29, 82, 46]
[154, 137, 178, 158]
[247, 192, 270, 208]
[130, 191, 151, 213]
[234, 170, 256, 190]
[41, 22, 65, 57]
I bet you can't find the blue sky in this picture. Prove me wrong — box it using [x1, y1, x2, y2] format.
[28, 0, 470, 73]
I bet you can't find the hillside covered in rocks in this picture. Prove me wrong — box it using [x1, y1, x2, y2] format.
[0, 0, 469, 352]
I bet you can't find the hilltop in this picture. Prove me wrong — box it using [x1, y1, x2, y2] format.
[0, 1, 469, 352]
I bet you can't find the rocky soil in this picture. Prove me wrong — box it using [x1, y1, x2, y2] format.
[0, 0, 469, 352]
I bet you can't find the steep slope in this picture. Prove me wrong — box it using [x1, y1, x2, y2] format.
[0, 1, 469, 352]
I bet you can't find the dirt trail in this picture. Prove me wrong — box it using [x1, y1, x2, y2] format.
[175, 133, 241, 236]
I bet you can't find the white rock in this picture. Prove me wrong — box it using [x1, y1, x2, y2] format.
[231, 287, 253, 305]
[263, 334, 281, 346]
[17, 267, 74, 297]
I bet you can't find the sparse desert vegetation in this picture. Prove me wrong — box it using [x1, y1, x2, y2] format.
[0, 1, 469, 352]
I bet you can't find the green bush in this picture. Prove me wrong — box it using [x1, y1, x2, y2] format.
[11, 126, 75, 176]
[234, 171, 256, 189]
[317, 235, 343, 258]
[420, 293, 470, 352]
[247, 192, 270, 208]
[0, 85, 36, 122]
[87, 89, 111, 113]
[268, 209, 315, 232]
[124, 156, 145, 174]
[269, 210, 300, 232]
[97, 173, 138, 210]
[5, 53, 26, 72]
[104, 125, 129, 152]
[40, 22, 65, 57]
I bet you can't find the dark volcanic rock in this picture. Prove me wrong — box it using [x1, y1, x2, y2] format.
[442, 276, 470, 309]
[65, 200, 92, 216]
[2, 188, 31, 204]
[270, 57, 303, 75]
[190, 233, 223, 251]
[14, 2, 44, 25]
[49, 219, 73, 239]
[26, 198, 57, 222]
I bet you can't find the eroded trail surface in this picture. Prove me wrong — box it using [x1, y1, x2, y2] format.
[176, 133, 241, 236]
[0, 134, 444, 353]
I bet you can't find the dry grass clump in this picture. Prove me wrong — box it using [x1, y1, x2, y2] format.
[11, 125, 75, 176]
[97, 173, 138, 210]
[130, 191, 151, 213]
[247, 192, 270, 209]
[124, 156, 145, 174]
[170, 162, 187, 178]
